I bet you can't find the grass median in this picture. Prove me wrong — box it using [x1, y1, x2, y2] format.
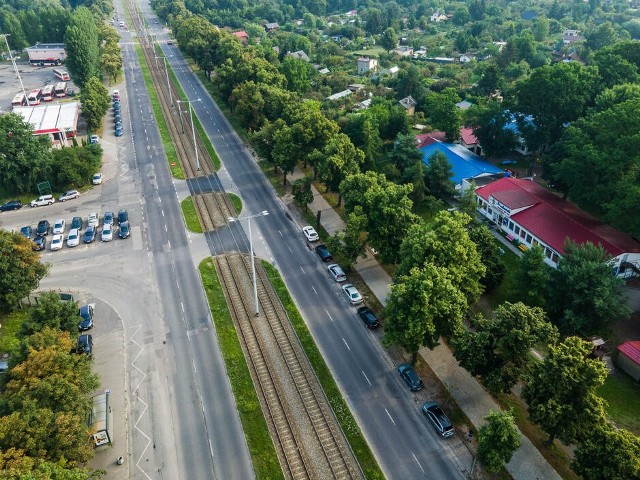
[180, 197, 203, 233]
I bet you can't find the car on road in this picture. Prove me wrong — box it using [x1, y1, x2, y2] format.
[50, 234, 63, 251]
[66, 228, 80, 247]
[103, 211, 114, 226]
[167, 40, 173, 45]
[36, 220, 50, 236]
[32, 235, 45, 251]
[52, 219, 66, 234]
[398, 363, 424, 391]
[118, 221, 130, 239]
[30, 195, 55, 207]
[89, 134, 99, 144]
[76, 334, 93, 356]
[101, 224, 113, 242]
[357, 306, 380, 329]
[117, 209, 128, 225]
[115, 126, 123, 137]
[327, 264, 346, 282]
[77, 304, 94, 331]
[83, 226, 96, 243]
[20, 226, 32, 238]
[302, 225, 319, 242]
[342, 283, 363, 305]
[0, 200, 22, 211]
[87, 212, 99, 228]
[421, 402, 454, 438]
[59, 190, 80, 202]
[315, 244, 332, 262]
[71, 216, 83, 231]
[92, 173, 103, 185]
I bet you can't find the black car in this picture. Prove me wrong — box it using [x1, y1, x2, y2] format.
[76, 334, 93, 356]
[20, 226, 32, 239]
[118, 221, 130, 239]
[83, 226, 96, 243]
[0, 200, 22, 211]
[32, 236, 46, 251]
[398, 363, 424, 391]
[78, 304, 94, 331]
[71, 216, 83, 231]
[357, 306, 380, 329]
[117, 209, 128, 225]
[36, 220, 50, 236]
[422, 402, 454, 438]
[315, 244, 332, 262]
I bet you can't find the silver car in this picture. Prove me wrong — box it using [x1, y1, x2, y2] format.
[327, 264, 346, 282]
[101, 224, 113, 242]
[342, 283, 363, 305]
[66, 228, 80, 247]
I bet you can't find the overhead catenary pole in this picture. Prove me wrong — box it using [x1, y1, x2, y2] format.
[1, 34, 30, 106]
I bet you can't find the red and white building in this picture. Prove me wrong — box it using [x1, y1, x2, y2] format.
[12, 101, 79, 147]
[475, 177, 640, 278]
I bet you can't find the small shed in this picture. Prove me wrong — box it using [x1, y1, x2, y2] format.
[617, 341, 640, 381]
[88, 391, 113, 447]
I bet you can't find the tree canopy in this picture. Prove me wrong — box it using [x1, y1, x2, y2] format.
[477, 409, 521, 472]
[64, 6, 100, 88]
[572, 426, 640, 480]
[80, 77, 110, 131]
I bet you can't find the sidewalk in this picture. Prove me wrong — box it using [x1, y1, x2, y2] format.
[287, 169, 562, 480]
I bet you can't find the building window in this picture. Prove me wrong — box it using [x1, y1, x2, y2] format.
[551, 253, 559, 263]
[509, 221, 514, 230]
[545, 248, 552, 259]
[520, 229, 526, 238]
[514, 226, 520, 235]
[487, 208, 493, 215]
[532, 239, 538, 246]
[526, 234, 532, 243]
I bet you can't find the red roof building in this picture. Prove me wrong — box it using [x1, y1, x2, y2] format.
[617, 341, 640, 381]
[232, 31, 249, 44]
[475, 177, 640, 277]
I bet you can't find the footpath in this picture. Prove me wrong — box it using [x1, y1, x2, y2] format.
[287, 169, 562, 480]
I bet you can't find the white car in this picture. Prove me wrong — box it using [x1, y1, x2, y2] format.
[59, 190, 80, 202]
[52, 219, 66, 234]
[88, 212, 99, 228]
[89, 134, 100, 144]
[342, 283, 363, 305]
[50, 234, 63, 251]
[30, 194, 55, 207]
[101, 224, 113, 242]
[66, 228, 80, 247]
[302, 225, 319, 242]
[92, 173, 103, 185]
[327, 264, 346, 282]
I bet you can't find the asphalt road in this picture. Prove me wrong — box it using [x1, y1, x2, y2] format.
[139, 4, 469, 479]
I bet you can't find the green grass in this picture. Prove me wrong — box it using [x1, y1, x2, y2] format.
[228, 193, 242, 214]
[0, 310, 29, 353]
[599, 371, 640, 435]
[198, 260, 283, 479]
[480, 241, 521, 309]
[180, 197, 203, 233]
[262, 262, 384, 480]
[350, 47, 384, 56]
[134, 44, 184, 179]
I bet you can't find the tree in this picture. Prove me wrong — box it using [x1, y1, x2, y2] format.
[457, 183, 479, 218]
[80, 77, 109, 131]
[326, 206, 368, 270]
[20, 291, 79, 338]
[477, 409, 521, 472]
[383, 264, 467, 362]
[389, 133, 423, 177]
[572, 426, 640, 480]
[522, 336, 608, 445]
[547, 241, 630, 334]
[0, 232, 48, 313]
[424, 89, 461, 141]
[466, 101, 518, 157]
[292, 176, 313, 211]
[475, 62, 504, 96]
[279, 57, 314, 93]
[0, 113, 52, 194]
[454, 302, 558, 393]
[468, 224, 505, 293]
[64, 6, 100, 88]
[231, 81, 266, 130]
[423, 151, 455, 200]
[512, 245, 550, 308]
[380, 27, 398, 53]
[316, 134, 364, 206]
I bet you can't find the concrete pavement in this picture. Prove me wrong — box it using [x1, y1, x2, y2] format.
[286, 169, 562, 480]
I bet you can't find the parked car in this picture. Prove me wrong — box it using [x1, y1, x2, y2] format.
[36, 220, 50, 236]
[32, 235, 46, 251]
[101, 224, 113, 242]
[357, 306, 380, 329]
[327, 264, 346, 282]
[66, 228, 80, 247]
[342, 283, 363, 305]
[77, 304, 94, 331]
[20, 226, 32, 238]
[315, 244, 332, 262]
[0, 200, 22, 211]
[113, 101, 120, 109]
[117, 209, 128, 225]
[71, 216, 83, 231]
[50, 234, 63, 251]
[87, 212, 99, 228]
[30, 195, 55, 207]
[118, 221, 130, 239]
[422, 402, 454, 438]
[83, 226, 96, 243]
[67, 88, 75, 97]
[52, 219, 66, 235]
[302, 225, 319, 242]
[398, 363, 424, 391]
[92, 173, 103, 185]
[103, 211, 114, 226]
[59, 190, 80, 202]
[76, 334, 93, 356]
[89, 134, 99, 144]
[115, 126, 123, 137]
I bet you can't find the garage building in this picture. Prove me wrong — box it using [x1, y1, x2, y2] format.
[26, 43, 66, 66]
[12, 101, 79, 147]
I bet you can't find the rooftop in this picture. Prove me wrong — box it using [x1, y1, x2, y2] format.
[13, 102, 79, 135]
[420, 141, 504, 185]
[618, 341, 640, 365]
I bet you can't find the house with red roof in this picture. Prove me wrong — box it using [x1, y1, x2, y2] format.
[617, 341, 640, 381]
[459, 127, 480, 155]
[232, 31, 249, 45]
[475, 177, 640, 277]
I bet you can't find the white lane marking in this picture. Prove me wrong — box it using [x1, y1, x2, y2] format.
[164, 224, 168, 232]
[362, 370, 372, 386]
[288, 245, 293, 253]
[412, 452, 425, 473]
[300, 266, 305, 274]
[325, 310, 334, 322]
[342, 338, 350, 350]
[278, 230, 283, 237]
[181, 302, 185, 312]
[311, 285, 318, 295]
[385, 408, 396, 425]
[161, 210, 165, 217]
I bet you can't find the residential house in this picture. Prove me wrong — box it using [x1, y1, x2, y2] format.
[562, 29, 584, 45]
[394, 46, 414, 57]
[617, 341, 640, 381]
[326, 89, 353, 101]
[431, 9, 448, 22]
[357, 57, 378, 75]
[355, 98, 372, 110]
[264, 22, 280, 33]
[456, 100, 474, 110]
[399, 95, 417, 116]
[459, 54, 473, 63]
[475, 177, 640, 275]
[504, 113, 538, 156]
[459, 127, 481, 155]
[232, 31, 249, 45]
[288, 50, 310, 62]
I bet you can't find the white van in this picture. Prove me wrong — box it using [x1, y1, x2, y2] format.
[30, 195, 55, 207]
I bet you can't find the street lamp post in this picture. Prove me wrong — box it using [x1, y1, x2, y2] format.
[154, 55, 172, 106]
[177, 99, 201, 170]
[228, 211, 269, 317]
[1, 34, 29, 106]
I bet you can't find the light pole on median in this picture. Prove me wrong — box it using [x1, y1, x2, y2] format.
[154, 55, 173, 106]
[177, 98, 201, 170]
[228, 211, 269, 317]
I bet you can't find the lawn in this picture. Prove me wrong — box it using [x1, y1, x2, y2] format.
[480, 240, 521, 310]
[0, 309, 29, 354]
[228, 193, 242, 214]
[599, 371, 640, 435]
[180, 197, 202, 233]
